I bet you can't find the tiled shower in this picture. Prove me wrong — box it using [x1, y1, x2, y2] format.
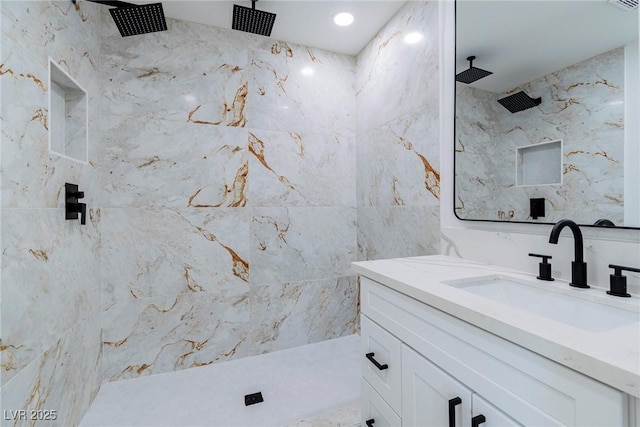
[0, 1, 441, 425]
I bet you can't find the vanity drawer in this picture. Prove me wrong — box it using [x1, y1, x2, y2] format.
[361, 378, 401, 427]
[361, 314, 402, 414]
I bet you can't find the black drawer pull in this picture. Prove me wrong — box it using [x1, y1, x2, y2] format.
[472, 414, 486, 427]
[365, 352, 389, 370]
[365, 419, 375, 427]
[448, 397, 462, 427]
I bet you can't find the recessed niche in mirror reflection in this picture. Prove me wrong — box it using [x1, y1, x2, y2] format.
[454, 0, 639, 229]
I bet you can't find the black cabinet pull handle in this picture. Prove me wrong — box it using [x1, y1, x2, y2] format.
[448, 397, 462, 427]
[472, 415, 486, 427]
[365, 352, 388, 370]
[366, 418, 375, 427]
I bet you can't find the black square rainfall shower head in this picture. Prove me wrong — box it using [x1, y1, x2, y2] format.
[232, 1, 276, 37]
[109, 3, 167, 37]
[498, 91, 542, 113]
[456, 56, 493, 84]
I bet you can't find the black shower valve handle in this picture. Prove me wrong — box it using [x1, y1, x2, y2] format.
[67, 190, 84, 200]
[68, 202, 87, 225]
[77, 202, 87, 225]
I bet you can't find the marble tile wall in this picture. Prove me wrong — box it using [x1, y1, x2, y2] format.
[97, 13, 358, 381]
[1, 1, 103, 426]
[355, 1, 441, 260]
[455, 48, 625, 225]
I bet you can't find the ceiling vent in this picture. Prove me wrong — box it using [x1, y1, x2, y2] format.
[608, 0, 638, 11]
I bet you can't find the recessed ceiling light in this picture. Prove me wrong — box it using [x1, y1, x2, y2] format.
[301, 67, 314, 76]
[334, 12, 354, 27]
[404, 32, 423, 44]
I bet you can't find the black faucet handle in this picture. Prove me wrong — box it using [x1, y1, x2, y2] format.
[607, 264, 640, 298]
[529, 253, 554, 281]
[529, 253, 552, 262]
[608, 264, 640, 275]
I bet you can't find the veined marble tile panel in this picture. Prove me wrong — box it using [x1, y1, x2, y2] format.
[1, 37, 100, 208]
[101, 291, 250, 382]
[356, 1, 439, 133]
[262, 40, 356, 71]
[1, 208, 101, 383]
[1, 1, 102, 93]
[247, 129, 355, 207]
[357, 108, 440, 208]
[100, 207, 250, 309]
[101, 29, 249, 125]
[97, 117, 248, 208]
[246, 48, 355, 135]
[356, 205, 440, 261]
[0, 314, 101, 427]
[248, 277, 359, 355]
[250, 207, 357, 284]
[1, 33, 103, 208]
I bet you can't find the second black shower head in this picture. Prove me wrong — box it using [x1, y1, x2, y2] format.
[498, 91, 541, 113]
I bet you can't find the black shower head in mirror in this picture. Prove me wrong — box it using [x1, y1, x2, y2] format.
[498, 91, 542, 113]
[456, 56, 493, 84]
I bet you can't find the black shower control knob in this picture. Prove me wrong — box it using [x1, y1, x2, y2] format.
[64, 183, 87, 226]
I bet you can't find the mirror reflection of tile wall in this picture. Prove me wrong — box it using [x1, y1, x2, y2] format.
[455, 48, 625, 226]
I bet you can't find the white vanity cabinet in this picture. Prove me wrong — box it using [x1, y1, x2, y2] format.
[359, 276, 631, 427]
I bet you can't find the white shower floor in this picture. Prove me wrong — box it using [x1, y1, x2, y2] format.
[80, 335, 361, 427]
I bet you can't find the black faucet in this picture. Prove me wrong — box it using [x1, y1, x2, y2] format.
[548, 219, 589, 288]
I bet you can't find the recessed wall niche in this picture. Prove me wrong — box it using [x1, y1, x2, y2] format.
[516, 140, 562, 186]
[49, 58, 88, 163]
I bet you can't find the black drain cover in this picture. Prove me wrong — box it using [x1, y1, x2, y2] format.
[244, 391, 264, 406]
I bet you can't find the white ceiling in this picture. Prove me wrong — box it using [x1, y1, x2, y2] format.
[147, 1, 407, 56]
[456, 1, 639, 93]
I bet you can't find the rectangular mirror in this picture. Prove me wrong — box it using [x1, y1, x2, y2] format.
[454, 0, 639, 229]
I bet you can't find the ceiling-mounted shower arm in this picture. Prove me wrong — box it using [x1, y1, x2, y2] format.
[467, 56, 476, 68]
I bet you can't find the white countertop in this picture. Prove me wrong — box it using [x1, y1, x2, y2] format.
[352, 255, 640, 398]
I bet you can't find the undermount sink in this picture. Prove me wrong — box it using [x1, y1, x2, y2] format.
[444, 275, 639, 332]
